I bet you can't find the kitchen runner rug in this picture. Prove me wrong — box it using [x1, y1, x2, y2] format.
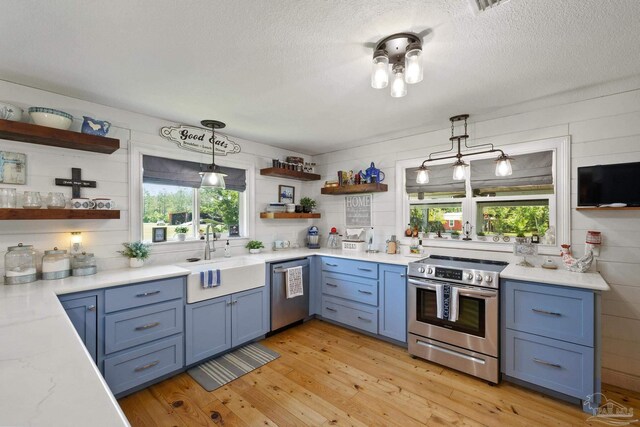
[187, 343, 280, 391]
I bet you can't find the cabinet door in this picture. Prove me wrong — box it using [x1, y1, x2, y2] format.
[232, 287, 268, 347]
[379, 264, 407, 343]
[61, 295, 98, 362]
[185, 296, 232, 365]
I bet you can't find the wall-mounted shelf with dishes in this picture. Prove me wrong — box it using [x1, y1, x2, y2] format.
[259, 212, 321, 219]
[0, 208, 121, 220]
[321, 183, 388, 195]
[259, 167, 321, 181]
[0, 119, 120, 154]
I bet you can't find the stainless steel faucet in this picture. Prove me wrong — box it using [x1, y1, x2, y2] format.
[204, 223, 216, 260]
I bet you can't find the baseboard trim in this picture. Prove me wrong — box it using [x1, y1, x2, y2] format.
[602, 368, 640, 392]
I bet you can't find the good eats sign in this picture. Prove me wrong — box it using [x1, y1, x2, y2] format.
[160, 124, 241, 156]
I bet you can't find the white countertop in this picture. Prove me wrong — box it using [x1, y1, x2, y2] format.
[0, 250, 609, 426]
[501, 263, 610, 291]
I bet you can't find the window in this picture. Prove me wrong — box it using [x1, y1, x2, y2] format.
[141, 155, 246, 241]
[398, 137, 569, 249]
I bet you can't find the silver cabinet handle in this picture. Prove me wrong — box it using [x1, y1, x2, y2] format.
[357, 316, 372, 323]
[400, 274, 406, 277]
[325, 307, 337, 312]
[136, 290, 160, 297]
[135, 322, 160, 331]
[358, 290, 373, 295]
[326, 282, 338, 287]
[87, 305, 96, 312]
[357, 267, 372, 272]
[226, 301, 233, 306]
[273, 268, 287, 274]
[233, 300, 238, 304]
[533, 358, 562, 369]
[134, 360, 160, 372]
[325, 263, 338, 267]
[532, 308, 562, 317]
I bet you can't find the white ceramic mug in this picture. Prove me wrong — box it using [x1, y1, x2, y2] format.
[71, 198, 95, 210]
[286, 203, 296, 213]
[92, 198, 116, 210]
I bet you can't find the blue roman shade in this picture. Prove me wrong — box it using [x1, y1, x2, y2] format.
[142, 155, 246, 191]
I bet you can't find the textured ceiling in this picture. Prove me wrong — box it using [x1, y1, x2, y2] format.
[1, 0, 640, 154]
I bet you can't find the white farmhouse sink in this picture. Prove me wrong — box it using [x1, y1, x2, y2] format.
[179, 257, 266, 303]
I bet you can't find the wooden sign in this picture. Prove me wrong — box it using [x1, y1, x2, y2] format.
[160, 124, 241, 156]
[55, 168, 96, 198]
[345, 194, 372, 227]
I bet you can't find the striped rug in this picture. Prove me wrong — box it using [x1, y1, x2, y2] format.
[187, 343, 280, 391]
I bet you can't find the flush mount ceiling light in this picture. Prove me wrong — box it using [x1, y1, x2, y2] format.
[371, 33, 423, 98]
[416, 114, 513, 182]
[200, 119, 227, 188]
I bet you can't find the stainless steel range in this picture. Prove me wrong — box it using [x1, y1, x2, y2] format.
[407, 255, 508, 383]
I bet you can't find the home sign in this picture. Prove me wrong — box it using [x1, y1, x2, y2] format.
[160, 124, 241, 156]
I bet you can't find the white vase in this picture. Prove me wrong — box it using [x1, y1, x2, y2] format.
[129, 258, 144, 268]
[249, 249, 261, 254]
[177, 233, 186, 241]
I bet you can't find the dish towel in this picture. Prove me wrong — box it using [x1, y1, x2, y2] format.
[434, 283, 444, 319]
[441, 284, 452, 320]
[200, 269, 221, 288]
[448, 286, 459, 322]
[286, 266, 304, 299]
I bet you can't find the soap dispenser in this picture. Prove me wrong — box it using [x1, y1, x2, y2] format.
[224, 240, 231, 258]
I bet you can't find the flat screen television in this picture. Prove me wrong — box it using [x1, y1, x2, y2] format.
[578, 162, 640, 207]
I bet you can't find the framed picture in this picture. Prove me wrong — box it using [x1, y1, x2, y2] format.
[229, 224, 240, 237]
[278, 185, 295, 203]
[152, 227, 167, 243]
[0, 151, 27, 184]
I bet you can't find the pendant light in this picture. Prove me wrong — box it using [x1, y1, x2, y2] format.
[370, 32, 423, 97]
[390, 64, 407, 98]
[415, 114, 513, 184]
[199, 119, 227, 188]
[371, 49, 389, 89]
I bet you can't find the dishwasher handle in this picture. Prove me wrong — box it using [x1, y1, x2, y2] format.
[273, 260, 309, 274]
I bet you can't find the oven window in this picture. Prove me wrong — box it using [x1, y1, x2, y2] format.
[416, 288, 486, 337]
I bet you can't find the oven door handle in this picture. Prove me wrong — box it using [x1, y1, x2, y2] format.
[407, 278, 439, 290]
[408, 278, 496, 299]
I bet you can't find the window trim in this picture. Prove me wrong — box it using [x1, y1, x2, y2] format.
[395, 136, 570, 255]
[130, 141, 255, 244]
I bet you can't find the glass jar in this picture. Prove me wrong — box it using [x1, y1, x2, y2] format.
[5, 243, 37, 285]
[71, 252, 97, 276]
[42, 247, 71, 280]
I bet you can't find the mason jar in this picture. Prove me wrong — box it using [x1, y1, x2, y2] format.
[42, 247, 71, 280]
[71, 252, 97, 276]
[5, 243, 37, 285]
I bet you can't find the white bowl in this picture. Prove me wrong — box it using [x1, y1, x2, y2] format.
[0, 102, 22, 121]
[28, 107, 73, 130]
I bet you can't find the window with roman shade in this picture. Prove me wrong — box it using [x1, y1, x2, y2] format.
[470, 151, 553, 196]
[405, 163, 466, 198]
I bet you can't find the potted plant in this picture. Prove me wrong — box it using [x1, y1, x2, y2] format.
[515, 231, 526, 243]
[299, 197, 316, 213]
[450, 230, 461, 240]
[246, 240, 264, 254]
[174, 226, 189, 241]
[476, 231, 487, 241]
[119, 241, 150, 268]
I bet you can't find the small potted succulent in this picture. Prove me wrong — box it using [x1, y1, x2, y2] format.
[476, 231, 487, 241]
[174, 226, 189, 241]
[119, 241, 150, 268]
[450, 230, 461, 240]
[299, 197, 316, 213]
[246, 240, 265, 254]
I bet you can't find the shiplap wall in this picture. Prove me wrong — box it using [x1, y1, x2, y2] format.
[311, 87, 640, 391]
[0, 80, 316, 274]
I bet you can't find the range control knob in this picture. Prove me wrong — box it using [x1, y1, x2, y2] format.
[427, 267, 434, 275]
[466, 273, 474, 280]
[417, 267, 425, 273]
[475, 274, 483, 281]
[484, 276, 493, 283]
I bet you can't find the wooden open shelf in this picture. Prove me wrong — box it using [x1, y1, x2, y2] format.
[576, 206, 640, 211]
[260, 212, 320, 219]
[0, 208, 120, 220]
[260, 167, 321, 181]
[0, 119, 120, 154]
[321, 183, 388, 195]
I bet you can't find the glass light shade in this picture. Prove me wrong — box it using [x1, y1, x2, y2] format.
[200, 171, 226, 188]
[70, 232, 82, 254]
[371, 54, 389, 89]
[416, 167, 430, 184]
[495, 155, 513, 177]
[390, 67, 407, 98]
[452, 160, 467, 181]
[404, 47, 423, 84]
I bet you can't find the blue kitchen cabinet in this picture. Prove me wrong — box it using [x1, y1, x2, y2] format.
[378, 264, 407, 343]
[231, 286, 269, 346]
[185, 296, 232, 365]
[59, 292, 99, 363]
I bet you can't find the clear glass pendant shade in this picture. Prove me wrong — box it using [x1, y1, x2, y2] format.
[452, 160, 467, 181]
[416, 167, 430, 184]
[495, 155, 513, 177]
[371, 52, 389, 89]
[200, 171, 226, 188]
[404, 45, 423, 84]
[390, 65, 407, 98]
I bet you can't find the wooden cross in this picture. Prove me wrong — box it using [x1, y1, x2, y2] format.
[55, 168, 97, 198]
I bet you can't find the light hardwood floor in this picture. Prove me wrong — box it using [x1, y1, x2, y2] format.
[119, 320, 640, 426]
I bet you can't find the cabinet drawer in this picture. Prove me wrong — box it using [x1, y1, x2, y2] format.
[504, 280, 594, 346]
[321, 257, 378, 279]
[104, 299, 184, 354]
[322, 273, 378, 306]
[104, 335, 183, 396]
[321, 296, 378, 334]
[504, 330, 594, 399]
[105, 277, 184, 313]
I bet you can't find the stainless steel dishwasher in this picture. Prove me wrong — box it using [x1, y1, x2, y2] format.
[270, 258, 310, 331]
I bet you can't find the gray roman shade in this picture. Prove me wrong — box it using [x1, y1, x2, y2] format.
[470, 151, 553, 191]
[142, 155, 247, 191]
[406, 163, 466, 195]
